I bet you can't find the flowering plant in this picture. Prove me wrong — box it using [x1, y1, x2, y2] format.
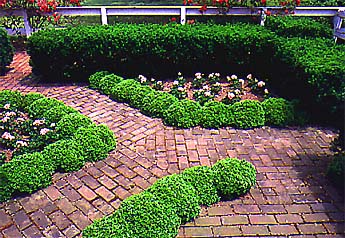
[0, 104, 57, 161]
[183, 0, 300, 14]
[170, 73, 187, 100]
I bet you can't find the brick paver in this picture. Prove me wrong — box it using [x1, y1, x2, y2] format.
[0, 52, 344, 237]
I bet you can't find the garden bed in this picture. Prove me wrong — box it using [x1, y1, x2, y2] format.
[0, 90, 116, 202]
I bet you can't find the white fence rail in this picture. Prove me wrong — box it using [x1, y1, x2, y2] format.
[0, 6, 344, 40]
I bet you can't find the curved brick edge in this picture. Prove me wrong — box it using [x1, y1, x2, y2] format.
[0, 52, 343, 238]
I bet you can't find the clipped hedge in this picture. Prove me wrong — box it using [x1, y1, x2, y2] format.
[262, 98, 294, 127]
[27, 23, 277, 81]
[265, 16, 332, 38]
[83, 157, 256, 237]
[0, 90, 116, 202]
[231, 100, 265, 129]
[0, 28, 14, 75]
[89, 73, 297, 129]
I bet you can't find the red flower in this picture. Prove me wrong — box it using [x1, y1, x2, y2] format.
[265, 10, 271, 16]
[261, 0, 266, 5]
[295, 0, 300, 5]
[171, 17, 177, 22]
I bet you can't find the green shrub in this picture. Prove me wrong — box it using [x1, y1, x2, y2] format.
[72, 125, 112, 162]
[110, 79, 141, 103]
[163, 99, 202, 128]
[262, 98, 294, 126]
[55, 113, 93, 138]
[0, 28, 14, 75]
[27, 97, 65, 118]
[146, 174, 200, 223]
[327, 155, 345, 189]
[83, 192, 181, 238]
[27, 23, 277, 81]
[230, 100, 265, 129]
[43, 105, 78, 123]
[128, 85, 154, 109]
[212, 158, 256, 199]
[98, 74, 124, 95]
[22, 92, 45, 110]
[0, 152, 54, 198]
[89, 70, 111, 89]
[141, 92, 178, 118]
[42, 140, 85, 172]
[200, 101, 232, 128]
[86, 124, 117, 151]
[0, 90, 23, 109]
[265, 16, 332, 38]
[181, 166, 220, 206]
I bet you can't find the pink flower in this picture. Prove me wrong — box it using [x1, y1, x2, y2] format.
[2, 132, 15, 140]
[257, 81, 265, 88]
[228, 92, 235, 100]
[4, 104, 10, 109]
[40, 128, 50, 135]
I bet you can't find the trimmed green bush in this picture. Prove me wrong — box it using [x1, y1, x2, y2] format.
[200, 101, 232, 128]
[72, 125, 112, 162]
[86, 124, 117, 151]
[146, 174, 200, 223]
[181, 166, 220, 206]
[27, 97, 65, 118]
[98, 74, 124, 95]
[327, 155, 345, 189]
[55, 113, 93, 138]
[89, 70, 111, 89]
[212, 158, 257, 199]
[163, 99, 202, 128]
[0, 28, 14, 75]
[128, 85, 154, 109]
[265, 16, 332, 38]
[262, 98, 294, 127]
[43, 105, 78, 123]
[22, 92, 45, 110]
[0, 90, 23, 109]
[0, 152, 54, 199]
[230, 100, 265, 129]
[42, 140, 84, 172]
[110, 79, 141, 103]
[141, 92, 178, 118]
[84, 192, 181, 238]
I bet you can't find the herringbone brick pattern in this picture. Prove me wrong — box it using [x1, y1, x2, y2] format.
[0, 52, 343, 237]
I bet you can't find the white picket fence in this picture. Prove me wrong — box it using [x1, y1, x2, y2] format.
[0, 6, 344, 40]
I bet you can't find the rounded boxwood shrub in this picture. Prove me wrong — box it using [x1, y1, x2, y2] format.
[72, 125, 111, 162]
[181, 166, 220, 206]
[128, 85, 154, 109]
[110, 79, 141, 103]
[0, 90, 23, 109]
[42, 139, 85, 172]
[55, 113, 93, 138]
[0, 152, 54, 199]
[146, 174, 200, 223]
[141, 92, 178, 118]
[86, 124, 117, 151]
[23, 92, 45, 110]
[88, 70, 111, 89]
[200, 101, 233, 128]
[98, 74, 124, 95]
[262, 98, 294, 127]
[84, 192, 181, 238]
[0, 28, 14, 75]
[327, 155, 345, 189]
[27, 97, 65, 118]
[212, 158, 256, 199]
[163, 99, 202, 128]
[43, 104, 78, 123]
[230, 100, 265, 129]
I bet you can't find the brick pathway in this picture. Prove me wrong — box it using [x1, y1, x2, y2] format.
[0, 52, 344, 238]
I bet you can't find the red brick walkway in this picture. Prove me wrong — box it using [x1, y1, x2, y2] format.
[0, 52, 344, 238]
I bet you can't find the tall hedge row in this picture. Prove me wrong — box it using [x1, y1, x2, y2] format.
[27, 23, 345, 125]
[0, 28, 14, 75]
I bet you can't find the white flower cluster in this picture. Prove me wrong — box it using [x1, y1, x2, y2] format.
[33, 119, 45, 126]
[4, 104, 11, 110]
[138, 75, 147, 84]
[2, 132, 15, 140]
[195, 72, 203, 79]
[40, 128, 50, 136]
[16, 140, 28, 147]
